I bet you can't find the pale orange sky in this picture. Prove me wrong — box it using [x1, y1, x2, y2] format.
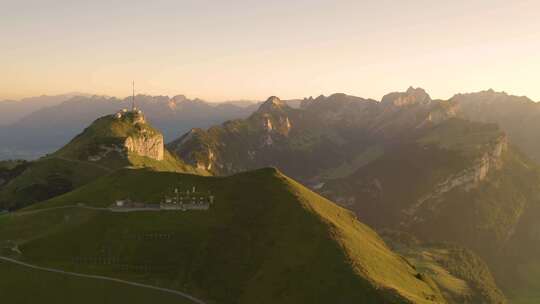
[1, 0, 540, 101]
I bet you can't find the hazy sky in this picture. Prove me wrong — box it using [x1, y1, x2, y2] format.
[2, 0, 540, 101]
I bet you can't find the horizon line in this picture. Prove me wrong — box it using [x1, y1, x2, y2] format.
[1, 87, 537, 104]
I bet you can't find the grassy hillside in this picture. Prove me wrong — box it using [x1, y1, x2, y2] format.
[0, 157, 109, 210]
[54, 113, 161, 164]
[0, 160, 28, 189]
[1, 168, 445, 304]
[382, 230, 506, 304]
[322, 118, 540, 303]
[0, 113, 205, 210]
[127, 150, 207, 175]
[0, 261, 194, 304]
[0, 160, 27, 170]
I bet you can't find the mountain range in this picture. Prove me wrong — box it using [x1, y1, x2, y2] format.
[0, 108, 206, 210]
[2, 87, 540, 303]
[0, 95, 258, 160]
[452, 89, 540, 163]
[0, 107, 484, 304]
[169, 87, 540, 303]
[0, 93, 90, 126]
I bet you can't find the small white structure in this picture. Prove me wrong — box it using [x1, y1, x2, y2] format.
[110, 185, 215, 212]
[160, 185, 214, 211]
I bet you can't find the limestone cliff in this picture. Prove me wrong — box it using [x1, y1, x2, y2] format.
[123, 132, 164, 161]
[381, 87, 432, 107]
[55, 110, 165, 164]
[405, 134, 509, 223]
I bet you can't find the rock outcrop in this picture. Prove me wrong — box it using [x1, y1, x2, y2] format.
[381, 86, 432, 107]
[405, 134, 508, 223]
[123, 133, 164, 161]
[56, 110, 166, 163]
[257, 96, 287, 112]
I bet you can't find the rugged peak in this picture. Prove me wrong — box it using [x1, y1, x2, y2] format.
[382, 87, 432, 106]
[449, 89, 536, 107]
[257, 96, 287, 112]
[172, 94, 188, 101]
[56, 111, 164, 163]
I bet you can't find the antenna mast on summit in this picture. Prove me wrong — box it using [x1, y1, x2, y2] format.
[131, 81, 135, 111]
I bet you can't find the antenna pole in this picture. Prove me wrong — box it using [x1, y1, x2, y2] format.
[132, 81, 135, 111]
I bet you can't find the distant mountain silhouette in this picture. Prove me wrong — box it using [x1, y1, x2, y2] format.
[0, 93, 89, 125]
[451, 89, 540, 162]
[0, 95, 258, 160]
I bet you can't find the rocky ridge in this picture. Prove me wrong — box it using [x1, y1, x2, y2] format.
[404, 134, 509, 226]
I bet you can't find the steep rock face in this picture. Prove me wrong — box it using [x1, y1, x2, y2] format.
[123, 133, 164, 161]
[405, 134, 509, 224]
[257, 96, 287, 112]
[421, 102, 460, 126]
[260, 114, 292, 136]
[381, 87, 432, 107]
[169, 96, 300, 176]
[321, 120, 510, 225]
[170, 128, 215, 172]
[0, 110, 204, 210]
[169, 88, 459, 179]
[257, 96, 293, 136]
[433, 133, 506, 192]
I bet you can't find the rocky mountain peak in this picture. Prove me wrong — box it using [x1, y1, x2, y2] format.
[57, 111, 164, 163]
[257, 96, 287, 112]
[381, 87, 432, 106]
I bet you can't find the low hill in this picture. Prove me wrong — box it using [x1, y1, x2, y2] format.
[0, 111, 205, 210]
[1, 168, 446, 304]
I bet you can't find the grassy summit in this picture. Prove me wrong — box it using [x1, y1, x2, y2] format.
[0, 112, 204, 210]
[54, 112, 161, 165]
[1, 168, 445, 304]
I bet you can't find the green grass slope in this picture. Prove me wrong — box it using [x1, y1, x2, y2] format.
[0, 260, 194, 304]
[382, 231, 506, 304]
[127, 150, 206, 174]
[1, 168, 444, 304]
[0, 157, 109, 210]
[322, 119, 540, 303]
[53, 112, 161, 165]
[0, 113, 205, 210]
